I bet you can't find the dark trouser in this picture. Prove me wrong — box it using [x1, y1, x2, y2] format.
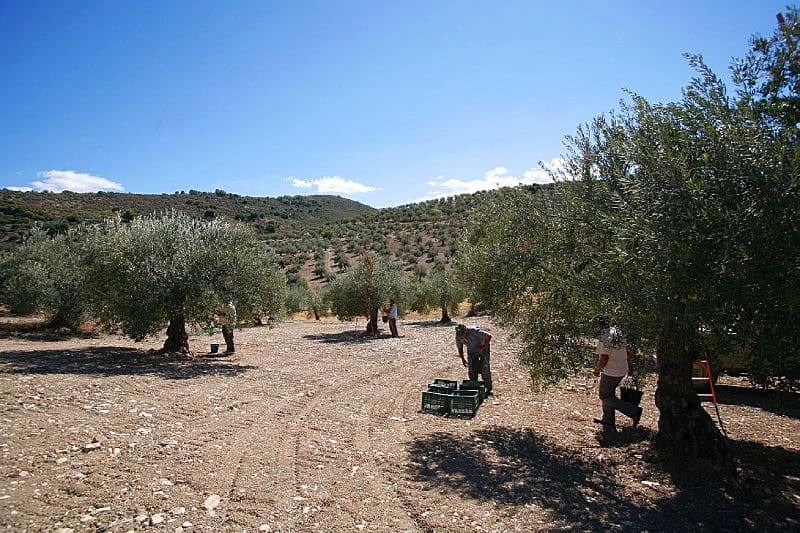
[468, 348, 492, 393]
[221, 325, 235, 353]
[389, 318, 398, 337]
[598, 373, 638, 426]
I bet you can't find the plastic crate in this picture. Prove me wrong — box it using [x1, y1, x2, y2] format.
[460, 380, 485, 404]
[421, 391, 450, 415]
[449, 390, 480, 417]
[432, 379, 458, 389]
[428, 384, 455, 394]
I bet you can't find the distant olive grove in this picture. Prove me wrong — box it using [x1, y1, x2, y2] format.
[0, 208, 470, 345]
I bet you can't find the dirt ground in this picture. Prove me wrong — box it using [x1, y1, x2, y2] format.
[1, 316, 799, 532]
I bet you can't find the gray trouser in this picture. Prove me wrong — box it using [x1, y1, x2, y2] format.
[468, 347, 492, 392]
[598, 373, 638, 425]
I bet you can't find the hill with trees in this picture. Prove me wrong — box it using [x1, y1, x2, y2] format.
[0, 188, 377, 250]
[0, 184, 545, 285]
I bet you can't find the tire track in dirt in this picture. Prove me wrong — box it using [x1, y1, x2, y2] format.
[165, 374, 318, 524]
[262, 350, 417, 530]
[365, 351, 462, 533]
[223, 384, 329, 528]
[357, 365, 433, 532]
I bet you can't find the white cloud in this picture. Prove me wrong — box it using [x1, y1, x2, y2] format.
[522, 157, 567, 184]
[30, 170, 125, 193]
[290, 178, 313, 189]
[288, 176, 378, 194]
[5, 186, 33, 192]
[416, 160, 564, 203]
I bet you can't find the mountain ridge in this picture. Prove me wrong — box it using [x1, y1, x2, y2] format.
[0, 188, 378, 249]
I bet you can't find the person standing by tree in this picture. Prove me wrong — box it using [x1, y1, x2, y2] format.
[592, 315, 641, 431]
[221, 301, 237, 353]
[388, 299, 399, 337]
[455, 323, 493, 395]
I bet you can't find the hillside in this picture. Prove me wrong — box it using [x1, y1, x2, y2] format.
[0, 184, 547, 286]
[0, 189, 377, 250]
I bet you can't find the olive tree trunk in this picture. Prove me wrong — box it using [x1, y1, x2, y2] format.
[162, 313, 190, 353]
[440, 304, 452, 323]
[48, 307, 80, 332]
[654, 320, 733, 472]
[366, 308, 379, 334]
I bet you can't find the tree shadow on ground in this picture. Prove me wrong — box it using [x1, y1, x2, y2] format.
[406, 426, 800, 531]
[594, 426, 654, 448]
[404, 320, 456, 329]
[303, 331, 396, 344]
[655, 436, 800, 532]
[0, 329, 101, 342]
[0, 347, 254, 380]
[713, 383, 800, 419]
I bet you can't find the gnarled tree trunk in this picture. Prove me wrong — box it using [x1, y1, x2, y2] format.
[48, 307, 79, 332]
[654, 320, 733, 472]
[162, 313, 190, 353]
[440, 304, 451, 323]
[366, 308, 379, 334]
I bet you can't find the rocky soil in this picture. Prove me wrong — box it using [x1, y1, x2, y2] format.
[1, 316, 798, 532]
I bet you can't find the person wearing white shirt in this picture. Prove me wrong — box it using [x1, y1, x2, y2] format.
[592, 314, 642, 431]
[388, 299, 399, 338]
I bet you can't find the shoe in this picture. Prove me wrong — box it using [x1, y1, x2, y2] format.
[484, 391, 493, 397]
[593, 418, 615, 427]
[632, 407, 643, 428]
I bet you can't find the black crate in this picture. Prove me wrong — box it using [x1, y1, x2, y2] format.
[449, 390, 480, 417]
[428, 384, 455, 394]
[432, 379, 458, 389]
[460, 380, 485, 404]
[421, 391, 450, 415]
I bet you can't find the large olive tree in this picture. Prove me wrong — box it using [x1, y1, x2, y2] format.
[325, 253, 406, 333]
[84, 210, 286, 353]
[458, 11, 799, 469]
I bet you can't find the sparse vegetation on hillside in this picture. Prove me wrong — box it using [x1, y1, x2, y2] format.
[1, 185, 547, 292]
[0, 189, 376, 250]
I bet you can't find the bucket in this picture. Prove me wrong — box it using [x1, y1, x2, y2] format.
[620, 387, 643, 406]
[210, 343, 220, 354]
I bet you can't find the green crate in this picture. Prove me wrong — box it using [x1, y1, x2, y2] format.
[432, 379, 458, 389]
[460, 380, 485, 404]
[421, 391, 450, 415]
[428, 384, 455, 394]
[449, 390, 480, 417]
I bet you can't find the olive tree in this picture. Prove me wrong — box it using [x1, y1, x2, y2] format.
[458, 11, 800, 468]
[84, 210, 286, 353]
[407, 266, 464, 323]
[286, 282, 326, 320]
[0, 226, 90, 331]
[325, 253, 406, 333]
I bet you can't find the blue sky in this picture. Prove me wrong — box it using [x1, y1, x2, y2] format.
[0, 1, 789, 208]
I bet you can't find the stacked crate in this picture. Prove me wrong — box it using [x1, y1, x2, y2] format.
[421, 379, 484, 417]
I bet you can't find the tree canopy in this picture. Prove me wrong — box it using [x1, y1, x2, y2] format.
[457, 9, 800, 466]
[325, 253, 406, 333]
[0, 226, 90, 330]
[83, 210, 286, 352]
